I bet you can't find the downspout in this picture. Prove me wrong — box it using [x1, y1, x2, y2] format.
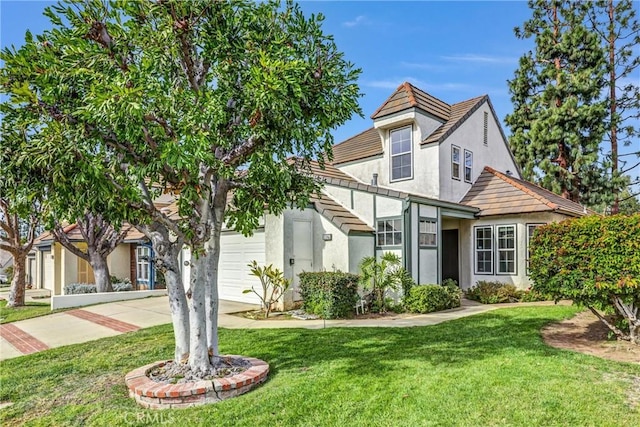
[403, 199, 411, 275]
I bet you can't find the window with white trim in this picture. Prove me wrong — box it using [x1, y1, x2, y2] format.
[526, 224, 544, 274]
[419, 219, 437, 247]
[136, 246, 150, 282]
[452, 145, 461, 180]
[390, 126, 412, 181]
[377, 219, 402, 247]
[464, 149, 473, 183]
[483, 111, 488, 145]
[497, 225, 516, 274]
[475, 226, 493, 274]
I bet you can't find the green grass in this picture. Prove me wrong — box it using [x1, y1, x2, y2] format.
[0, 300, 54, 324]
[1, 306, 639, 426]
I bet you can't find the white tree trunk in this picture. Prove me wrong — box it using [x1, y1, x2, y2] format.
[89, 253, 112, 293]
[205, 230, 221, 357]
[7, 253, 26, 307]
[159, 246, 190, 362]
[189, 251, 212, 372]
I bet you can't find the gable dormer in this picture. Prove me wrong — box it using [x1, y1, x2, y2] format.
[371, 82, 449, 142]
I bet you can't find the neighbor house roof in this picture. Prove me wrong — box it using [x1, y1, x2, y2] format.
[460, 167, 589, 217]
[371, 82, 450, 121]
[34, 222, 145, 246]
[332, 82, 492, 165]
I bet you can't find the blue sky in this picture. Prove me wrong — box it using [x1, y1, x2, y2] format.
[2, 0, 637, 187]
[1, 0, 533, 143]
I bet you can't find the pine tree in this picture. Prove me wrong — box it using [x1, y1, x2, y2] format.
[587, 0, 640, 214]
[506, 0, 608, 204]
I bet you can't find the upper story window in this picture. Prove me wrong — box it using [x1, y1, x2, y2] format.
[464, 149, 473, 183]
[451, 145, 461, 180]
[483, 111, 488, 145]
[377, 218, 402, 247]
[390, 126, 412, 181]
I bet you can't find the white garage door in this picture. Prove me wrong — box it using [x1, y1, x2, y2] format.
[218, 230, 265, 305]
[42, 250, 55, 292]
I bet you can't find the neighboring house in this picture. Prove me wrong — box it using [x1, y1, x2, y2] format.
[31, 82, 588, 304]
[0, 250, 13, 283]
[32, 225, 157, 294]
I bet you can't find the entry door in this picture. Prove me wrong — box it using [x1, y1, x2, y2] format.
[292, 220, 313, 300]
[441, 230, 459, 284]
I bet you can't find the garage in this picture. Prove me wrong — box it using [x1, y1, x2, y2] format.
[41, 249, 55, 292]
[217, 230, 265, 305]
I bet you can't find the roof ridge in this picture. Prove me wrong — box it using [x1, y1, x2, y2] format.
[403, 81, 418, 108]
[451, 94, 487, 106]
[483, 166, 558, 210]
[406, 82, 451, 110]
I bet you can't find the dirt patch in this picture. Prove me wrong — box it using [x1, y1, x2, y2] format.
[542, 310, 639, 364]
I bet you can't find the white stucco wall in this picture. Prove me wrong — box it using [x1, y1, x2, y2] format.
[108, 244, 131, 281]
[438, 101, 520, 203]
[348, 234, 374, 273]
[313, 212, 350, 272]
[459, 212, 570, 290]
[376, 196, 403, 219]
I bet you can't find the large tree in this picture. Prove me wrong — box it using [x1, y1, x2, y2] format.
[1, 0, 361, 373]
[506, 0, 608, 205]
[587, 0, 640, 214]
[0, 118, 42, 307]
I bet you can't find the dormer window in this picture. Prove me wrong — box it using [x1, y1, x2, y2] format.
[390, 126, 412, 181]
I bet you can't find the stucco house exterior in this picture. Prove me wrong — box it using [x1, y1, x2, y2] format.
[31, 82, 588, 306]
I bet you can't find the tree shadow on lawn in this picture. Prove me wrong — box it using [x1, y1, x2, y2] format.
[220, 306, 583, 379]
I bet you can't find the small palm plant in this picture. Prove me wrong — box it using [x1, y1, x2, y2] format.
[358, 252, 405, 312]
[244, 261, 291, 318]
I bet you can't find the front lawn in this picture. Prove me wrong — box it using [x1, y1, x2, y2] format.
[0, 300, 52, 324]
[1, 306, 639, 426]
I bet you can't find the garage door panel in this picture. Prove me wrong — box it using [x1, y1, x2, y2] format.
[218, 231, 265, 304]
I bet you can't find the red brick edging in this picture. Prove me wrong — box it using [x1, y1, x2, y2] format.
[125, 356, 269, 409]
[0, 323, 49, 355]
[66, 309, 140, 333]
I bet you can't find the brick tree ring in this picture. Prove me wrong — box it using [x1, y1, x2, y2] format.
[124, 356, 269, 409]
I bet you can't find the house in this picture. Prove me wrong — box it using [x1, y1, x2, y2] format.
[32, 224, 159, 294]
[31, 82, 588, 305]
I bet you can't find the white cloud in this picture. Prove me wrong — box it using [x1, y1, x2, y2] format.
[440, 54, 518, 65]
[342, 15, 369, 28]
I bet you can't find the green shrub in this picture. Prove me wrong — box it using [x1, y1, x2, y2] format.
[359, 252, 407, 313]
[244, 261, 291, 318]
[530, 214, 640, 344]
[404, 284, 462, 314]
[112, 282, 133, 292]
[299, 271, 359, 319]
[519, 288, 552, 302]
[465, 281, 522, 304]
[64, 283, 97, 295]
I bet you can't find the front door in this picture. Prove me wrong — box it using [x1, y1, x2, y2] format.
[441, 229, 459, 284]
[292, 220, 313, 301]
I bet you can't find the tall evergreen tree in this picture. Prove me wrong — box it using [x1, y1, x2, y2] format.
[587, 0, 640, 214]
[506, 0, 608, 204]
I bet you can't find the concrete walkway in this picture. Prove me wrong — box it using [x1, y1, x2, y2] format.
[0, 292, 557, 361]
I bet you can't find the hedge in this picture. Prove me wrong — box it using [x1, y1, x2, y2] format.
[529, 214, 640, 343]
[404, 284, 462, 314]
[299, 271, 360, 319]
